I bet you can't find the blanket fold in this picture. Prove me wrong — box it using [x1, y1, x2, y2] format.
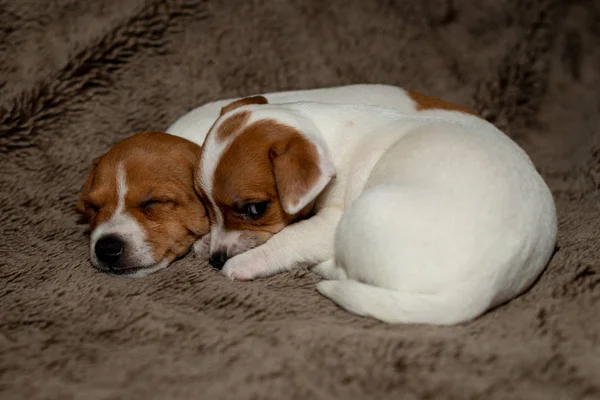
[1, 0, 599, 398]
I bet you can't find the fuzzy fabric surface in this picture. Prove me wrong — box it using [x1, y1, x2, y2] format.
[1, 0, 599, 398]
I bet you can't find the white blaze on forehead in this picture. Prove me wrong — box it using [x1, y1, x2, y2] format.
[199, 111, 251, 228]
[90, 162, 155, 268]
[92, 162, 129, 242]
[116, 162, 127, 215]
[198, 135, 226, 227]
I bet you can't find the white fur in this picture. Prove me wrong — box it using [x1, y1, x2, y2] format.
[202, 96, 557, 325]
[208, 226, 244, 255]
[166, 84, 415, 144]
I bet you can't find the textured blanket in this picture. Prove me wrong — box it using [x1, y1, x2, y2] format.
[1, 0, 599, 398]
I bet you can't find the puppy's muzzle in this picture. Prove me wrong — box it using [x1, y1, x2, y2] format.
[209, 251, 228, 270]
[95, 235, 124, 264]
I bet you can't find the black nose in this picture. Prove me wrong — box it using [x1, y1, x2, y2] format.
[95, 236, 124, 264]
[209, 251, 228, 270]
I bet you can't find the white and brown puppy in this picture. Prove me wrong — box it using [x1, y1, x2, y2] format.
[76, 132, 210, 277]
[166, 84, 429, 143]
[78, 84, 431, 276]
[196, 90, 557, 325]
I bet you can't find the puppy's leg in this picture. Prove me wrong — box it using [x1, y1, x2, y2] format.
[222, 207, 343, 281]
[318, 183, 494, 325]
[311, 259, 348, 280]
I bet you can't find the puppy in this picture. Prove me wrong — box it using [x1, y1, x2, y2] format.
[78, 84, 429, 276]
[196, 90, 557, 325]
[76, 132, 210, 277]
[166, 84, 426, 142]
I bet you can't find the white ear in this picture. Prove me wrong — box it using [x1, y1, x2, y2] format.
[270, 135, 335, 215]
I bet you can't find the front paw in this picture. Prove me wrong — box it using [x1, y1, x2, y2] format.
[221, 249, 270, 281]
[193, 234, 211, 261]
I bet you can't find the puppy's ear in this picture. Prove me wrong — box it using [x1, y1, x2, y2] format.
[181, 144, 211, 236]
[75, 156, 101, 215]
[270, 135, 335, 215]
[220, 95, 268, 116]
[192, 145, 206, 199]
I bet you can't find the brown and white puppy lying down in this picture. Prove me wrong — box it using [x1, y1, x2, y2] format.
[76, 132, 210, 277]
[195, 91, 556, 325]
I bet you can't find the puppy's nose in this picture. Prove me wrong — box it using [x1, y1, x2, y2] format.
[209, 251, 228, 270]
[95, 235, 124, 264]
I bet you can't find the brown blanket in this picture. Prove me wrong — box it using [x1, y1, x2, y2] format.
[1, 0, 599, 398]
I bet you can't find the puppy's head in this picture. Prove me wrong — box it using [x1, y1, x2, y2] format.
[196, 97, 335, 269]
[77, 132, 210, 277]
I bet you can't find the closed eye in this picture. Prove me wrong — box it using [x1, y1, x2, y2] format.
[139, 199, 174, 214]
[86, 202, 101, 214]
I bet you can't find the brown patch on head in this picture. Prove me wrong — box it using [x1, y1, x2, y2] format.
[408, 90, 477, 115]
[210, 119, 329, 242]
[77, 132, 210, 265]
[219, 95, 268, 117]
[216, 111, 250, 142]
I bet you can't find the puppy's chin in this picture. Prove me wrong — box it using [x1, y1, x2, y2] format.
[92, 258, 170, 278]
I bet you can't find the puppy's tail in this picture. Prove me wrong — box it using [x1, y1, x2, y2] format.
[316, 279, 489, 325]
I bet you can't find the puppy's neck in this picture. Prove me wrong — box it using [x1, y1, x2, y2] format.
[287, 103, 394, 142]
[280, 103, 399, 169]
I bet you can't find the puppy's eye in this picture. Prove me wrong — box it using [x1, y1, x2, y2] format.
[140, 199, 172, 214]
[240, 201, 269, 219]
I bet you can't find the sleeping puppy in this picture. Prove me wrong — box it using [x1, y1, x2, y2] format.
[195, 91, 557, 325]
[77, 84, 428, 276]
[76, 132, 210, 277]
[165, 84, 424, 143]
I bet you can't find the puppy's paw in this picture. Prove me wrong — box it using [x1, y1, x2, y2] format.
[221, 249, 272, 281]
[193, 234, 211, 261]
[222, 257, 260, 281]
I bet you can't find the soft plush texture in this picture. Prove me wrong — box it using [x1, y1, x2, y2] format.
[1, 0, 599, 398]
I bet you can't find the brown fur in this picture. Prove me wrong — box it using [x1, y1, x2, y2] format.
[219, 95, 268, 116]
[77, 132, 210, 262]
[408, 90, 477, 115]
[216, 111, 250, 142]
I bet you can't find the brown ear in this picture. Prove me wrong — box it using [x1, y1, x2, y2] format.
[75, 156, 101, 214]
[220, 95, 268, 116]
[270, 135, 335, 215]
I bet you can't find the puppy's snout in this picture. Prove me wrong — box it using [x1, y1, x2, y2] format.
[95, 235, 124, 264]
[209, 251, 228, 270]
